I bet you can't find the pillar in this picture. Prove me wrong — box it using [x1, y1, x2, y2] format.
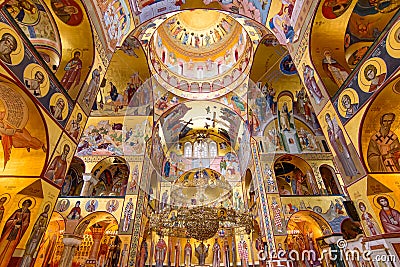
[86, 224, 104, 266]
[81, 173, 99, 196]
[59, 235, 83, 267]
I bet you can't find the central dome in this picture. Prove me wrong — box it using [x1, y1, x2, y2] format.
[157, 10, 242, 57]
[149, 10, 253, 98]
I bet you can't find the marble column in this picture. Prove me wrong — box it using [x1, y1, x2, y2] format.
[86, 225, 104, 266]
[80, 173, 99, 196]
[59, 235, 83, 267]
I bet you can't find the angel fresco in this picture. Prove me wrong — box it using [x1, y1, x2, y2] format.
[0, 84, 47, 169]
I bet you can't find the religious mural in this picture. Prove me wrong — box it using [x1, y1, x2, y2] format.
[0, 79, 47, 176]
[119, 196, 137, 234]
[5, 0, 62, 71]
[50, 0, 83, 26]
[48, 0, 94, 100]
[318, 103, 365, 184]
[44, 133, 76, 187]
[93, 163, 129, 196]
[0, 16, 74, 126]
[281, 196, 348, 233]
[76, 116, 151, 156]
[0, 178, 59, 267]
[268, 0, 299, 45]
[361, 76, 400, 173]
[1, 2, 400, 266]
[90, 0, 132, 52]
[90, 47, 150, 117]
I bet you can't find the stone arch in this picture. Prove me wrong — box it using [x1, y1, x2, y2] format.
[319, 164, 342, 195]
[274, 154, 320, 196]
[91, 156, 130, 196]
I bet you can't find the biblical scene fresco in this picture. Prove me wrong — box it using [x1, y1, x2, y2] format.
[267, 0, 300, 45]
[256, 89, 323, 154]
[76, 116, 152, 157]
[274, 155, 320, 196]
[90, 0, 132, 52]
[5, 0, 62, 72]
[92, 160, 130, 196]
[0, 79, 47, 177]
[90, 47, 150, 117]
[280, 196, 348, 233]
[318, 103, 365, 184]
[0, 178, 60, 267]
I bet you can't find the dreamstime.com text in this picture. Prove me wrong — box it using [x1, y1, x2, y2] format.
[257, 239, 396, 265]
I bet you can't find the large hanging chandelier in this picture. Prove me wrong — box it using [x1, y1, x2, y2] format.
[149, 206, 253, 241]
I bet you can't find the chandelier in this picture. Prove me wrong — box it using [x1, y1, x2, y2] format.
[149, 206, 253, 241]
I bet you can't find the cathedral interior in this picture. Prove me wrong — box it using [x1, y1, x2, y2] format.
[0, 0, 400, 266]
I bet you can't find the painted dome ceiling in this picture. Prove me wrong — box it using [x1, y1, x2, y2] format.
[156, 10, 243, 58]
[149, 10, 253, 98]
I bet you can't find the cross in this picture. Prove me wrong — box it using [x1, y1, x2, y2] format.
[374, 133, 384, 142]
[385, 133, 396, 144]
[385, 161, 396, 172]
[179, 119, 193, 133]
[206, 112, 217, 128]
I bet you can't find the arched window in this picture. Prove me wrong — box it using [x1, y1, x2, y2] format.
[201, 142, 208, 158]
[319, 165, 342, 195]
[209, 141, 217, 157]
[193, 142, 200, 158]
[184, 142, 192, 158]
[194, 141, 208, 158]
